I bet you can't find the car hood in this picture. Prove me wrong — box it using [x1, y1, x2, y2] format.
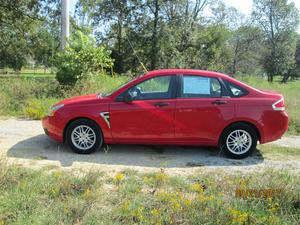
[56, 93, 110, 106]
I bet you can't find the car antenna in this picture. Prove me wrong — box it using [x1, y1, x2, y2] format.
[125, 33, 148, 73]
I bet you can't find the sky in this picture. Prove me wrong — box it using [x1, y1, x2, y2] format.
[69, 0, 300, 21]
[225, 0, 300, 15]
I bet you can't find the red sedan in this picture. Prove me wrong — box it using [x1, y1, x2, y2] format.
[42, 69, 288, 159]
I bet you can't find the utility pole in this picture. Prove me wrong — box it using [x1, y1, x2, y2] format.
[61, 0, 69, 50]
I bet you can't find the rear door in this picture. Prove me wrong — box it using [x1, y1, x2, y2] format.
[174, 74, 235, 144]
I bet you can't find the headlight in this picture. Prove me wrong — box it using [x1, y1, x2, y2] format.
[48, 104, 64, 116]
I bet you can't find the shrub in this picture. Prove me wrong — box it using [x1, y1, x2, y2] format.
[0, 77, 62, 117]
[53, 31, 114, 86]
[23, 98, 60, 120]
[0, 74, 129, 119]
[66, 73, 130, 97]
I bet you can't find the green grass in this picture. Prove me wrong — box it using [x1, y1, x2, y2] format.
[0, 67, 55, 76]
[0, 161, 299, 225]
[258, 144, 300, 160]
[0, 74, 55, 78]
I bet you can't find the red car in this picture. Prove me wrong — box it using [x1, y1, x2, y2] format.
[42, 69, 288, 159]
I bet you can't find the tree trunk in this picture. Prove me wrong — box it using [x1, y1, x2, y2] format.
[267, 73, 273, 82]
[281, 70, 291, 83]
[281, 74, 289, 83]
[150, 0, 159, 70]
[267, 4, 275, 83]
[232, 55, 237, 74]
[116, 15, 123, 73]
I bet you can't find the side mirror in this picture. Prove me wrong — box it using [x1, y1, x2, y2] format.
[124, 92, 133, 102]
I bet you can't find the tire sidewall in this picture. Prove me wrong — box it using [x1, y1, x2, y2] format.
[221, 123, 257, 159]
[66, 119, 103, 154]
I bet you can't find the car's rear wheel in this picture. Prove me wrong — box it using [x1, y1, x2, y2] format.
[220, 123, 257, 159]
[66, 119, 103, 154]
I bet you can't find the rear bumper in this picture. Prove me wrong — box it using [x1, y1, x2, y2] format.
[260, 111, 288, 144]
[42, 116, 64, 142]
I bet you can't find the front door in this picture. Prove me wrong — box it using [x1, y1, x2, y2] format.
[110, 75, 177, 143]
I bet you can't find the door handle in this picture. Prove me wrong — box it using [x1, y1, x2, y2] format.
[153, 102, 170, 107]
[211, 100, 228, 105]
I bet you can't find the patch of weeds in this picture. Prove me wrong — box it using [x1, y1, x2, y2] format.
[33, 155, 48, 160]
[186, 162, 205, 167]
[0, 162, 299, 224]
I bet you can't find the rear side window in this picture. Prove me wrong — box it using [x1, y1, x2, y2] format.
[224, 81, 248, 97]
[181, 75, 222, 98]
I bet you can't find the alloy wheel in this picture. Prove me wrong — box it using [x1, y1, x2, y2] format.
[71, 125, 96, 151]
[226, 129, 252, 155]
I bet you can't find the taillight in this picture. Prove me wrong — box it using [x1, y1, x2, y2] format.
[272, 98, 285, 111]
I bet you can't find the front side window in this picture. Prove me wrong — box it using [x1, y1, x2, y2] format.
[120, 75, 174, 100]
[181, 75, 222, 98]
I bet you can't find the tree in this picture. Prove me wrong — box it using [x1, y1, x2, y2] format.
[76, 0, 211, 74]
[282, 34, 300, 82]
[76, 0, 142, 74]
[0, 0, 61, 71]
[228, 26, 263, 75]
[53, 31, 114, 85]
[293, 36, 300, 80]
[73, 0, 299, 80]
[252, 0, 299, 82]
[146, 0, 160, 70]
[0, 0, 41, 70]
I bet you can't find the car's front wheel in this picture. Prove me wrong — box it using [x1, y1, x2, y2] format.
[66, 119, 103, 154]
[220, 123, 257, 159]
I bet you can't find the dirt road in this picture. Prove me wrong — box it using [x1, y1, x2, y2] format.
[0, 118, 299, 174]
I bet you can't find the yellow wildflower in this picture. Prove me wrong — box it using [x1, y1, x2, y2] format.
[238, 179, 247, 188]
[53, 170, 62, 178]
[121, 200, 130, 213]
[184, 199, 192, 207]
[114, 172, 125, 184]
[82, 188, 93, 201]
[151, 208, 160, 217]
[64, 207, 69, 214]
[191, 183, 204, 193]
[228, 208, 248, 224]
[50, 187, 59, 196]
[154, 172, 168, 185]
[132, 206, 144, 221]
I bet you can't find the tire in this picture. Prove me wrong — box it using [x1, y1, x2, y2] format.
[66, 119, 103, 154]
[220, 123, 257, 159]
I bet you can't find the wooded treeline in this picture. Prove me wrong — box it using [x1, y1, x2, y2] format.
[0, 0, 299, 82]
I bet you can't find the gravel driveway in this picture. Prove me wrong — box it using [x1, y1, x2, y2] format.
[0, 118, 299, 174]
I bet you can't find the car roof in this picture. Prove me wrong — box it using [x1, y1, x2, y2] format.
[144, 69, 230, 79]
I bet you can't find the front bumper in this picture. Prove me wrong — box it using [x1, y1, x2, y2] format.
[43, 128, 49, 136]
[42, 116, 64, 142]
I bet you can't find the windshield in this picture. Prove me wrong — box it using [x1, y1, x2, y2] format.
[101, 75, 141, 97]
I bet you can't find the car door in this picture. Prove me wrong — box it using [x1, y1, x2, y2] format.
[110, 75, 177, 143]
[174, 74, 235, 144]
